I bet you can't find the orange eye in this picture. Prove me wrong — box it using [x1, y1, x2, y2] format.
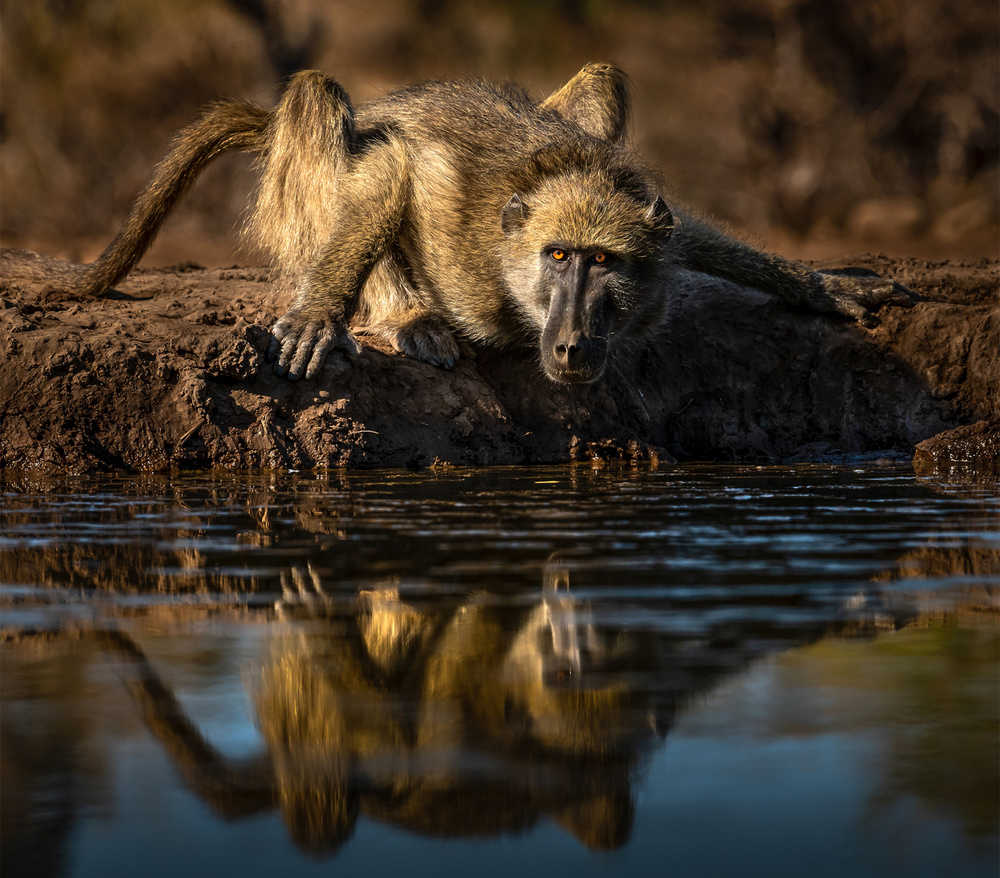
[593, 252, 607, 264]
[550, 249, 567, 261]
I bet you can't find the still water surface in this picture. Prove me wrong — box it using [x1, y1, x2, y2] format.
[1, 465, 997, 877]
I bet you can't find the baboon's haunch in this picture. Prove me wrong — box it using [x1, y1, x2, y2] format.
[80, 64, 917, 383]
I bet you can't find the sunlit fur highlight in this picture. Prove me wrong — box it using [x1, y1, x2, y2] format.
[519, 171, 660, 258]
[247, 71, 357, 285]
[76, 62, 914, 382]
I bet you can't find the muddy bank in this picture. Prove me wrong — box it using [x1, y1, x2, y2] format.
[913, 420, 1000, 480]
[0, 248, 996, 474]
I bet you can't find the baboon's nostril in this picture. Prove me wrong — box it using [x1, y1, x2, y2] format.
[554, 334, 587, 368]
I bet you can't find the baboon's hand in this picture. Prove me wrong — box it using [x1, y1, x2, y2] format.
[815, 271, 920, 329]
[267, 309, 361, 381]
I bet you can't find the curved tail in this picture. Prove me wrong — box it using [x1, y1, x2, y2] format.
[80, 100, 272, 296]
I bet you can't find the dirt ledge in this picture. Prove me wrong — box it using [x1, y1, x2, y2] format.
[1, 248, 997, 475]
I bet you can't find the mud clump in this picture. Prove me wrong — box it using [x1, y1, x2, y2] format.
[1, 248, 997, 475]
[913, 420, 1000, 480]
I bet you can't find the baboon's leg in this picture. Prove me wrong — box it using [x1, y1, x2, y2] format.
[672, 212, 918, 327]
[259, 71, 459, 369]
[268, 136, 411, 380]
[80, 101, 271, 297]
[357, 256, 460, 369]
[248, 71, 413, 380]
[540, 62, 630, 142]
[248, 71, 357, 279]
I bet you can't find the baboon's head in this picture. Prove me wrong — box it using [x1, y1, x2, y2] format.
[501, 166, 673, 383]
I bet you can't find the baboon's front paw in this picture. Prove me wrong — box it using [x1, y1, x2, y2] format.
[267, 309, 361, 381]
[818, 271, 920, 329]
[391, 315, 460, 369]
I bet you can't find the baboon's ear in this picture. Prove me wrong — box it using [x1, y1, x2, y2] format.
[501, 193, 529, 236]
[644, 195, 673, 234]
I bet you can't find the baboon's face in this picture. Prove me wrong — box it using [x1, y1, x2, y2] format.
[501, 181, 673, 384]
[536, 245, 618, 383]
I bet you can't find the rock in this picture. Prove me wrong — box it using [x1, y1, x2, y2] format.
[0, 248, 997, 474]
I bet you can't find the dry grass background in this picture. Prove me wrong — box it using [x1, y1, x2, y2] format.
[1, 0, 997, 267]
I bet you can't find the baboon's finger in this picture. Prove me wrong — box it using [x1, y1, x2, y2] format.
[841, 298, 880, 328]
[287, 324, 320, 380]
[887, 282, 921, 307]
[291, 564, 311, 596]
[304, 326, 338, 380]
[267, 317, 293, 362]
[279, 569, 296, 600]
[276, 331, 302, 378]
[266, 331, 282, 362]
[857, 279, 920, 311]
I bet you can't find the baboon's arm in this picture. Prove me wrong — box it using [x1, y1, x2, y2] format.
[268, 138, 410, 380]
[540, 62, 631, 142]
[672, 212, 918, 327]
[79, 101, 271, 297]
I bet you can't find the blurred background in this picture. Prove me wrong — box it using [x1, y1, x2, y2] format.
[1, 0, 997, 267]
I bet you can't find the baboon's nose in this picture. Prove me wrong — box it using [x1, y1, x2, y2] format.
[553, 331, 588, 369]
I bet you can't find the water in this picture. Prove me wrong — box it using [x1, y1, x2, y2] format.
[1, 464, 997, 878]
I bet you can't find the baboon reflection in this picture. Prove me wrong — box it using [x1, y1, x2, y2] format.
[3, 473, 995, 868]
[108, 566, 666, 856]
[10, 546, 982, 861]
[104, 551, 941, 857]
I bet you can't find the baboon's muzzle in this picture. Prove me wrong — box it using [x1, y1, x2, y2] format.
[538, 260, 612, 383]
[540, 327, 608, 383]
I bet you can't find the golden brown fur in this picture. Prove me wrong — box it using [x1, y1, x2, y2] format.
[248, 72, 358, 282]
[78, 63, 916, 383]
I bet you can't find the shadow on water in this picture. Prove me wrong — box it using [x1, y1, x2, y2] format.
[1, 465, 997, 874]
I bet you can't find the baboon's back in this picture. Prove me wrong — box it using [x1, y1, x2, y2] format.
[354, 79, 638, 317]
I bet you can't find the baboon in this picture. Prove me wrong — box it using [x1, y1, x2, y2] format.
[80, 63, 916, 383]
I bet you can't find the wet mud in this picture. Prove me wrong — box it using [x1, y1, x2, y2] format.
[1, 248, 997, 474]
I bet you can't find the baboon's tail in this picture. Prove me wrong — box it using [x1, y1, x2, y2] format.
[80, 100, 272, 297]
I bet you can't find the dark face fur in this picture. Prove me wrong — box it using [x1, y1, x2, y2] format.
[501, 183, 673, 384]
[536, 245, 617, 383]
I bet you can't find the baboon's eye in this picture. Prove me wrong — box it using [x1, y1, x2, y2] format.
[592, 252, 610, 265]
[550, 249, 567, 261]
